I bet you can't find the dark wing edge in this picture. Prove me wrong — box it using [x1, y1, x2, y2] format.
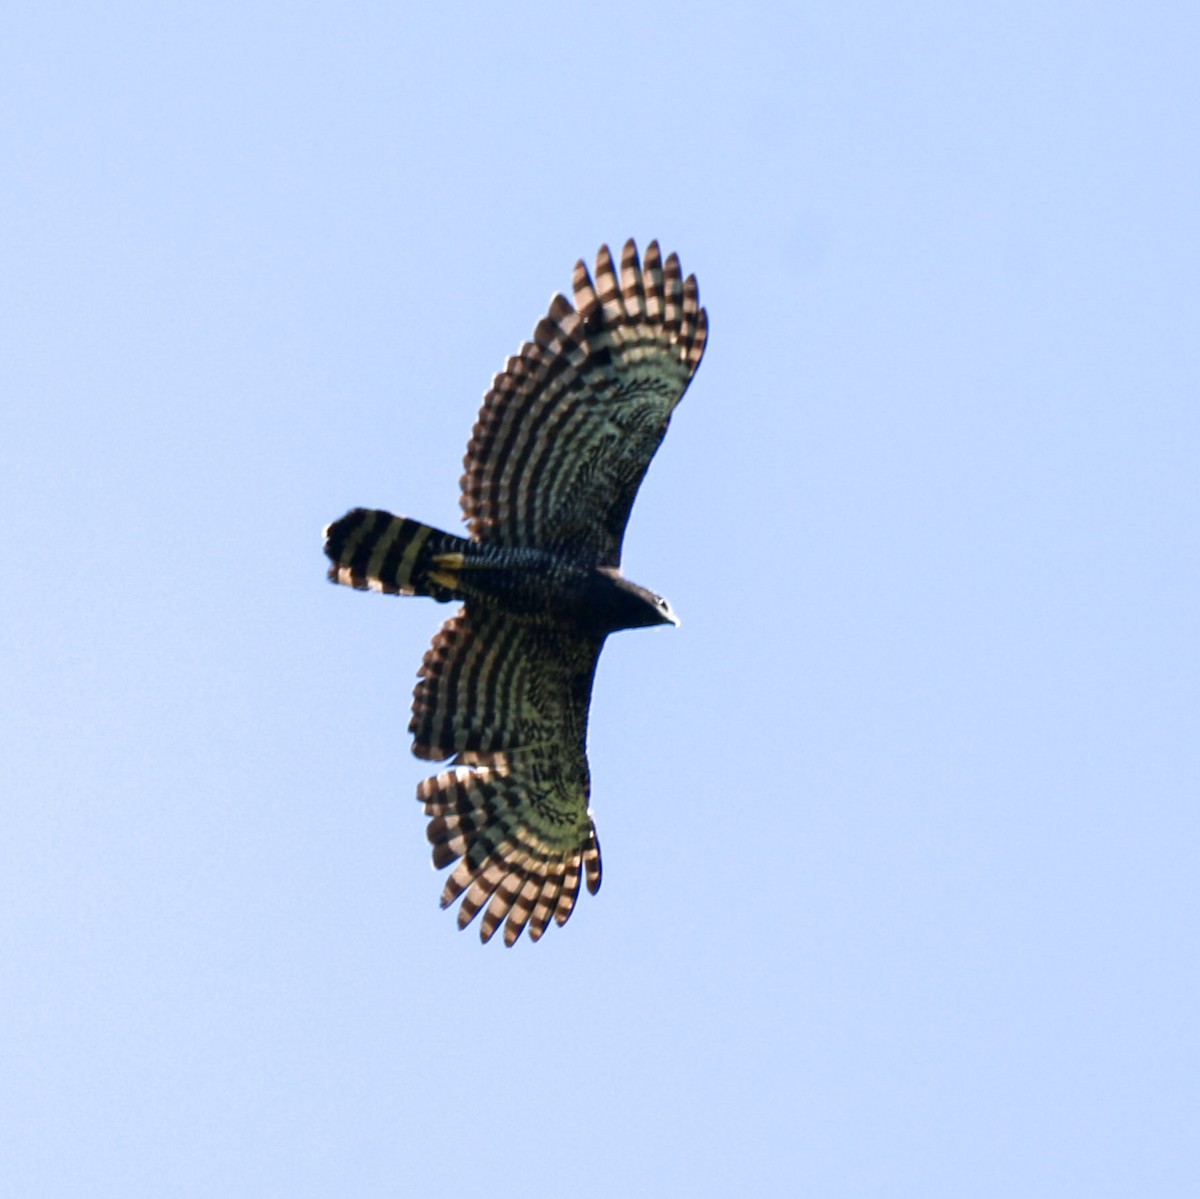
[410, 610, 603, 945]
[459, 239, 708, 564]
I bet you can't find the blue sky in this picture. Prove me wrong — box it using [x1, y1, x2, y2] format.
[3, 3, 1198, 1195]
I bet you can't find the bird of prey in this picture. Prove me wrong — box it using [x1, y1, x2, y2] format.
[324, 240, 707, 945]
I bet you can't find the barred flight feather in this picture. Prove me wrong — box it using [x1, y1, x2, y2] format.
[461, 238, 707, 566]
[418, 755, 601, 946]
[410, 610, 602, 765]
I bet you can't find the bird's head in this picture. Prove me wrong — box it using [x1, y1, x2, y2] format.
[596, 569, 679, 632]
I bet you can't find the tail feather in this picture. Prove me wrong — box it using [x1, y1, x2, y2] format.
[324, 508, 466, 600]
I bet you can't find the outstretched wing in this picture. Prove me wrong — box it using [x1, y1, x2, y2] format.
[460, 239, 708, 566]
[411, 609, 603, 945]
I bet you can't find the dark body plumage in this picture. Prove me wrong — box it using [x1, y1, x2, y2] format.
[324, 240, 707, 945]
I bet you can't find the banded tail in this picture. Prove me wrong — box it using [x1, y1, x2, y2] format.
[324, 508, 468, 600]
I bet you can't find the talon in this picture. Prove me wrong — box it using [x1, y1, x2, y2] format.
[427, 568, 459, 590]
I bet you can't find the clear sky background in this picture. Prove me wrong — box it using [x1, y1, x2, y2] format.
[3, 3, 1197, 1196]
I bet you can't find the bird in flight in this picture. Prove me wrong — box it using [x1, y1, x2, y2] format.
[324, 240, 707, 944]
